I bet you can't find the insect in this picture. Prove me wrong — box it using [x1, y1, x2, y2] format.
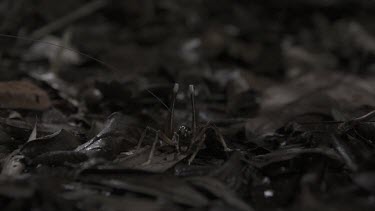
[136, 83, 232, 165]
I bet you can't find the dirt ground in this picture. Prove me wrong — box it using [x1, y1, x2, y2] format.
[1, 0, 375, 210]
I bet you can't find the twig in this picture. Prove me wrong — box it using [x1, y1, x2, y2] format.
[353, 110, 375, 122]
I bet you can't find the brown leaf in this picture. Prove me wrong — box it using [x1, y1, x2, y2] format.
[0, 80, 51, 110]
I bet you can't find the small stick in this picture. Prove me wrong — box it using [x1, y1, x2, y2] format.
[189, 85, 197, 136]
[353, 110, 375, 122]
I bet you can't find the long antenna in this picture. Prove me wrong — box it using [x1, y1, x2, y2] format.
[145, 88, 171, 113]
[0, 33, 172, 113]
[0, 33, 119, 73]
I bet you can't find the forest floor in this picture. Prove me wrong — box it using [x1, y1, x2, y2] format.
[1, 0, 375, 210]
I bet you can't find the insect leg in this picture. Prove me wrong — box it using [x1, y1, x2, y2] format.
[212, 126, 232, 152]
[144, 130, 160, 165]
[172, 132, 180, 159]
[136, 126, 158, 150]
[188, 134, 206, 165]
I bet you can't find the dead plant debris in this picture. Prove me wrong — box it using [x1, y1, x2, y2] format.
[1, 1, 375, 211]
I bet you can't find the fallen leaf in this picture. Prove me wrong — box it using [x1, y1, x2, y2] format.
[21, 129, 81, 158]
[0, 80, 51, 110]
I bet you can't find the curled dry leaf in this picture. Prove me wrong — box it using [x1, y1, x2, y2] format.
[75, 112, 142, 159]
[21, 129, 81, 158]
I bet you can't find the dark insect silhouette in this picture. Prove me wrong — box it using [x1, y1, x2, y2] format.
[136, 83, 232, 165]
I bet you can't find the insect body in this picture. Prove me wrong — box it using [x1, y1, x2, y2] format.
[177, 125, 191, 144]
[136, 84, 231, 165]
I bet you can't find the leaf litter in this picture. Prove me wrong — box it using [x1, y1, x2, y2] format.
[1, 1, 375, 211]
